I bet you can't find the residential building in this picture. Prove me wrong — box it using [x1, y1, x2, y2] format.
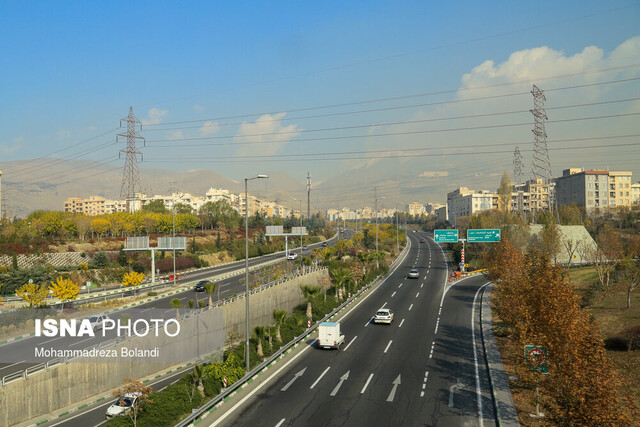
[435, 205, 448, 223]
[608, 171, 633, 208]
[447, 187, 497, 225]
[82, 196, 107, 216]
[632, 182, 640, 205]
[63, 197, 84, 213]
[407, 202, 426, 217]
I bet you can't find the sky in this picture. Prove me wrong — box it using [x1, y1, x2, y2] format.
[1, 1, 639, 207]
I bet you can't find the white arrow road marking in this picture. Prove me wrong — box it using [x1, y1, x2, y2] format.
[361, 373, 374, 394]
[448, 378, 464, 407]
[343, 336, 357, 351]
[386, 375, 401, 402]
[310, 366, 330, 389]
[330, 371, 350, 396]
[281, 367, 306, 391]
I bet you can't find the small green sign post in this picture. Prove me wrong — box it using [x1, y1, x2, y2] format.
[525, 345, 548, 418]
[434, 229, 458, 243]
[467, 228, 501, 242]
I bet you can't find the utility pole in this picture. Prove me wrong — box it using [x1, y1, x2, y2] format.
[118, 107, 145, 213]
[530, 85, 554, 216]
[306, 171, 311, 228]
[373, 188, 386, 269]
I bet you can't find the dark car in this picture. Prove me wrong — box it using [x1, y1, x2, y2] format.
[420, 239, 426, 243]
[194, 280, 211, 292]
[322, 242, 328, 247]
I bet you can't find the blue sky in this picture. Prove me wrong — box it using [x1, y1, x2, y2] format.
[1, 1, 639, 204]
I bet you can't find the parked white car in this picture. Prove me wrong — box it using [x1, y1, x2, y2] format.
[374, 308, 394, 324]
[105, 393, 139, 419]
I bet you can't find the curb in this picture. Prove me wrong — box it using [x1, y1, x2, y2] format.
[480, 283, 520, 427]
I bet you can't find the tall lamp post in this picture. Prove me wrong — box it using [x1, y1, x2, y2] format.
[374, 194, 386, 269]
[245, 174, 268, 373]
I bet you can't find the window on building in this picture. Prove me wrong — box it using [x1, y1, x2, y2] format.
[610, 184, 616, 190]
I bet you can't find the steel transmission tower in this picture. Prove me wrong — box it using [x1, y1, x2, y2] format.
[513, 146, 524, 185]
[530, 85, 553, 212]
[118, 107, 145, 209]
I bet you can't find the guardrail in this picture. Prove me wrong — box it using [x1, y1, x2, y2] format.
[0, 265, 328, 386]
[175, 239, 410, 427]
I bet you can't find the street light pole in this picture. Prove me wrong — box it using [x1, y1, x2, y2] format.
[396, 204, 399, 254]
[374, 191, 386, 269]
[245, 175, 268, 374]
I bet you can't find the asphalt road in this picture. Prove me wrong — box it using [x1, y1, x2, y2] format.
[211, 231, 496, 427]
[0, 233, 348, 381]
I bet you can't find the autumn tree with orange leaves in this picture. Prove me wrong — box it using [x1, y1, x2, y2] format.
[486, 240, 637, 425]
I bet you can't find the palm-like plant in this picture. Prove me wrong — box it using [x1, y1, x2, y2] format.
[300, 285, 321, 319]
[193, 364, 205, 398]
[170, 298, 181, 319]
[330, 267, 353, 301]
[273, 309, 287, 343]
[204, 282, 217, 309]
[254, 326, 265, 358]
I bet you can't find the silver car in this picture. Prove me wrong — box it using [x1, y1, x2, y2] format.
[408, 269, 419, 279]
[374, 308, 394, 324]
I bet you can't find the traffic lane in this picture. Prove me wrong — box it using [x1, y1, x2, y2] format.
[419, 275, 495, 426]
[226, 236, 438, 425]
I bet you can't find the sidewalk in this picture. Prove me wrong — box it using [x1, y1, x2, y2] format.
[480, 283, 520, 426]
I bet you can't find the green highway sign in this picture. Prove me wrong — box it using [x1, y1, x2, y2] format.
[467, 228, 501, 242]
[434, 229, 458, 243]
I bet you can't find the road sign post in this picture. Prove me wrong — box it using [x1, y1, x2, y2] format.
[434, 229, 459, 243]
[525, 345, 548, 418]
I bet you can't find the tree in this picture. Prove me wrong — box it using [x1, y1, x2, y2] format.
[113, 378, 153, 427]
[184, 364, 205, 402]
[204, 282, 217, 309]
[330, 267, 353, 301]
[122, 271, 145, 288]
[300, 285, 321, 318]
[49, 276, 79, 310]
[173, 202, 193, 215]
[170, 298, 182, 319]
[562, 234, 578, 268]
[90, 217, 111, 238]
[16, 282, 49, 307]
[118, 246, 128, 266]
[273, 309, 287, 343]
[591, 228, 622, 288]
[614, 258, 640, 309]
[216, 232, 222, 251]
[497, 170, 512, 212]
[142, 200, 168, 214]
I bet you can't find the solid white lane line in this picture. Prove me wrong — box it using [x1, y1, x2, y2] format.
[384, 340, 393, 353]
[275, 419, 286, 427]
[1, 360, 26, 370]
[409, 304, 413, 311]
[40, 337, 62, 345]
[360, 373, 374, 394]
[68, 337, 93, 347]
[310, 366, 331, 389]
[343, 336, 357, 351]
[391, 291, 396, 297]
[399, 319, 405, 328]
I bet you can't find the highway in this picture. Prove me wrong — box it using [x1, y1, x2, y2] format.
[0, 234, 343, 382]
[209, 231, 496, 426]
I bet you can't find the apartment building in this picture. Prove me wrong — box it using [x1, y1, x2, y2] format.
[632, 182, 640, 205]
[556, 169, 610, 210]
[63, 197, 84, 213]
[608, 171, 633, 208]
[407, 202, 426, 217]
[447, 187, 497, 225]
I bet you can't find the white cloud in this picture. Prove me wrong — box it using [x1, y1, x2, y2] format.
[57, 128, 70, 138]
[235, 113, 301, 157]
[200, 121, 219, 135]
[170, 130, 184, 140]
[192, 105, 204, 111]
[142, 108, 168, 125]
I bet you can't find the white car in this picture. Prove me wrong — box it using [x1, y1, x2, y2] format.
[105, 393, 138, 419]
[88, 314, 110, 331]
[408, 269, 420, 279]
[374, 308, 394, 324]
[287, 253, 298, 260]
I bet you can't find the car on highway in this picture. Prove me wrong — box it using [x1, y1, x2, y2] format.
[373, 308, 394, 324]
[105, 393, 139, 419]
[194, 280, 211, 292]
[287, 252, 298, 260]
[408, 269, 420, 279]
[302, 245, 308, 250]
[420, 239, 426, 243]
[321, 242, 328, 247]
[88, 314, 110, 331]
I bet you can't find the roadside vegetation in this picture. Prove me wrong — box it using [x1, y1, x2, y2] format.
[105, 224, 405, 426]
